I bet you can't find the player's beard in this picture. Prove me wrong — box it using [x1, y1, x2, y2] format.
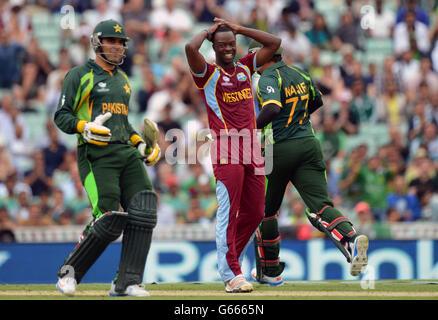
[99, 45, 126, 66]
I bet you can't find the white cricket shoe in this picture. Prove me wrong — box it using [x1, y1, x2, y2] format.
[349, 234, 369, 276]
[109, 282, 150, 297]
[251, 268, 284, 286]
[56, 277, 77, 296]
[225, 274, 253, 293]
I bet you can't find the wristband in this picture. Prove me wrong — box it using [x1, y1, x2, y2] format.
[204, 29, 211, 41]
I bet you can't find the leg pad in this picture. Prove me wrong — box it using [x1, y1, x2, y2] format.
[306, 207, 356, 262]
[115, 190, 157, 292]
[57, 211, 127, 283]
[254, 214, 285, 278]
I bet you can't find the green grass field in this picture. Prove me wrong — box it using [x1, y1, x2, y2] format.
[1, 280, 438, 300]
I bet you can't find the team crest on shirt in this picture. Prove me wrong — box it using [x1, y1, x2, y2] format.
[97, 82, 109, 92]
[221, 75, 233, 86]
[237, 72, 247, 81]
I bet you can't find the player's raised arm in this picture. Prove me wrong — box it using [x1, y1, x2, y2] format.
[213, 17, 281, 68]
[185, 23, 221, 74]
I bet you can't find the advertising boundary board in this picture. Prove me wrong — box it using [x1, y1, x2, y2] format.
[0, 239, 437, 284]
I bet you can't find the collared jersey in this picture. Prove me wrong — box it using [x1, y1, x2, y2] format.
[191, 52, 259, 137]
[257, 61, 322, 143]
[54, 59, 140, 145]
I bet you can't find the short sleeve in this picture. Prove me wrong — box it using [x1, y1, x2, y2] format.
[237, 52, 258, 76]
[191, 62, 216, 89]
[257, 74, 282, 109]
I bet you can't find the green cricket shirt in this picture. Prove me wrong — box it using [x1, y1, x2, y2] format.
[257, 61, 322, 144]
[54, 59, 142, 146]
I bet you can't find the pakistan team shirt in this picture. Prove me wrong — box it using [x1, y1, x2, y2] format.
[256, 61, 322, 143]
[54, 59, 143, 146]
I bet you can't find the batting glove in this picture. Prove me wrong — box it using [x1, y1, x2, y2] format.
[138, 143, 161, 166]
[83, 112, 112, 146]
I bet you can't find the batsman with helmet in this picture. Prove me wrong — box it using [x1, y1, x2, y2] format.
[248, 40, 369, 285]
[54, 20, 161, 297]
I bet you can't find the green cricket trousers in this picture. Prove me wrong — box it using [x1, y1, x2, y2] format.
[77, 143, 153, 218]
[57, 142, 156, 286]
[257, 136, 356, 277]
[265, 136, 334, 217]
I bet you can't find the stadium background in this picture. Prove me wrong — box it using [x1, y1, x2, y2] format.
[0, 0, 438, 283]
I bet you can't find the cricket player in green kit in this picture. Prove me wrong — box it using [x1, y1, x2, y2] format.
[54, 20, 161, 297]
[248, 41, 369, 285]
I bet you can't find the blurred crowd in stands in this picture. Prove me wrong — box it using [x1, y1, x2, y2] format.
[1, 0, 438, 242]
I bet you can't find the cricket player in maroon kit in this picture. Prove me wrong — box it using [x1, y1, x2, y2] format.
[185, 17, 281, 292]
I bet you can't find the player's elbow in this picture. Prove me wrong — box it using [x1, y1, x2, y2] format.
[53, 110, 62, 129]
[257, 103, 281, 129]
[309, 96, 323, 114]
[266, 37, 281, 59]
[274, 37, 282, 49]
[269, 36, 281, 52]
[185, 42, 197, 56]
[54, 110, 76, 135]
